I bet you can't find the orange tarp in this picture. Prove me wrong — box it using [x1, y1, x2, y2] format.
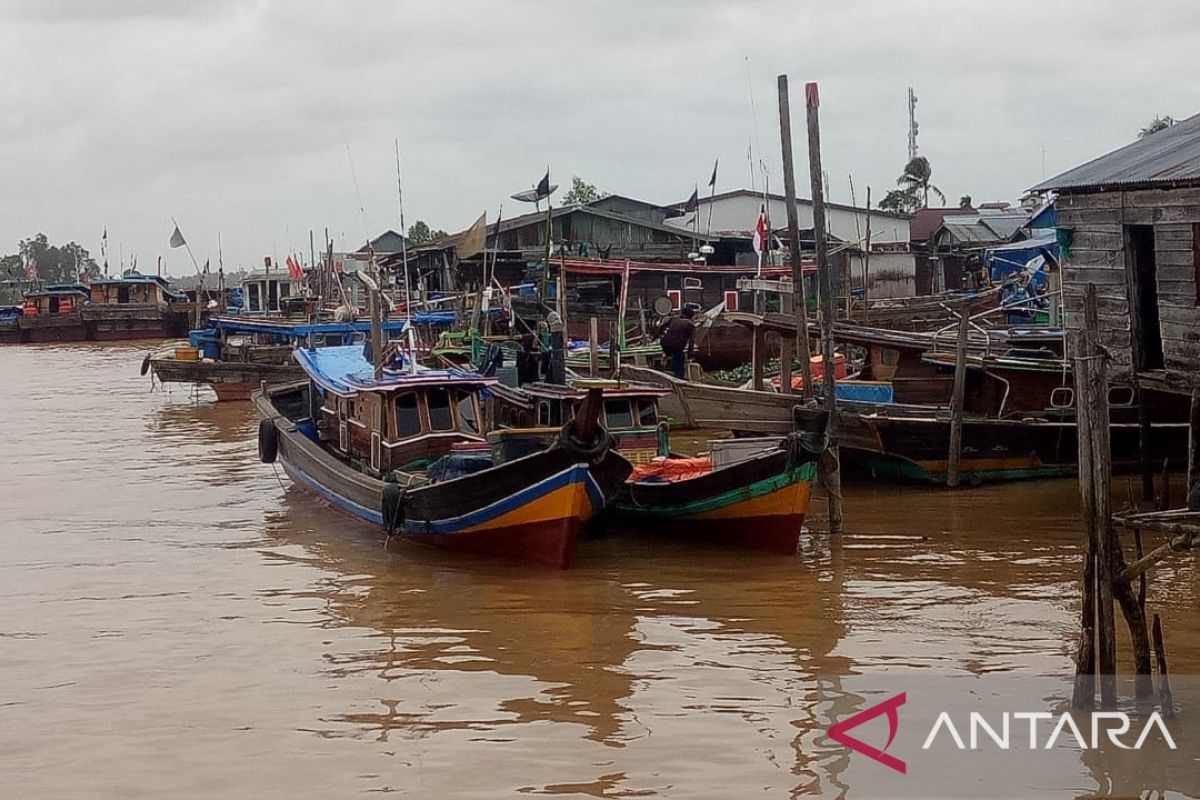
[629, 456, 713, 483]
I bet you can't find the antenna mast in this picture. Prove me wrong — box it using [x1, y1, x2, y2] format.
[907, 86, 920, 162]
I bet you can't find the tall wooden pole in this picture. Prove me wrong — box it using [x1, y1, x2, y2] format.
[946, 307, 971, 487]
[777, 75, 814, 401]
[802, 79, 842, 533]
[862, 187, 872, 325]
[1072, 283, 1116, 707]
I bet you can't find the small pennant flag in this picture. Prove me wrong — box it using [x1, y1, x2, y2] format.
[203, 259, 210, 274]
[684, 187, 699, 213]
[456, 212, 487, 260]
[169, 224, 186, 249]
[752, 205, 769, 254]
[708, 159, 719, 189]
[285, 255, 303, 279]
[535, 169, 551, 200]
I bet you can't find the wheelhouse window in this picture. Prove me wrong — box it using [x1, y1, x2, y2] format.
[537, 400, 551, 426]
[395, 392, 421, 437]
[455, 390, 479, 433]
[247, 283, 262, 312]
[427, 388, 455, 431]
[604, 399, 633, 429]
[637, 399, 657, 427]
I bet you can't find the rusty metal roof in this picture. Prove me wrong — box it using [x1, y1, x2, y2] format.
[1031, 112, 1200, 192]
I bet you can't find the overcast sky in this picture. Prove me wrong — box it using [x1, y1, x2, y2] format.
[1, 0, 1194, 275]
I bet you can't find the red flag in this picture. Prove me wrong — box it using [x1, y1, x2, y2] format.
[752, 205, 769, 254]
[286, 255, 302, 279]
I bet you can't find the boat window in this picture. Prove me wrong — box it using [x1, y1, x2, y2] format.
[427, 388, 455, 431]
[605, 399, 633, 429]
[637, 399, 658, 427]
[500, 406, 511, 426]
[247, 283, 261, 312]
[267, 280, 280, 312]
[395, 392, 421, 437]
[537, 400, 551, 426]
[279, 282, 291, 299]
[456, 390, 479, 433]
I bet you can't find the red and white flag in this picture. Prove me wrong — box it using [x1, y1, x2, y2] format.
[752, 205, 769, 254]
[23, 253, 37, 280]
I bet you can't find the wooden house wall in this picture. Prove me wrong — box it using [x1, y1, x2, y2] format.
[1058, 188, 1200, 390]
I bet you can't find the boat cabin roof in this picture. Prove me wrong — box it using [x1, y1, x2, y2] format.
[296, 345, 496, 397]
[208, 315, 410, 338]
[25, 285, 89, 299]
[518, 378, 671, 402]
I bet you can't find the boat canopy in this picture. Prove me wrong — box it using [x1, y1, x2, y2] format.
[207, 315, 410, 338]
[295, 345, 496, 397]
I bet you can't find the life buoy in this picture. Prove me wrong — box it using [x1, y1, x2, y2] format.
[558, 420, 610, 463]
[258, 418, 278, 464]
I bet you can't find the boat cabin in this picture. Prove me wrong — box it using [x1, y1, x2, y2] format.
[89, 273, 185, 306]
[22, 285, 89, 314]
[489, 378, 670, 463]
[239, 271, 304, 315]
[297, 346, 493, 477]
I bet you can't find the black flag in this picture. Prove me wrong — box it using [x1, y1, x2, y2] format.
[536, 169, 551, 200]
[708, 159, 719, 188]
[683, 187, 699, 213]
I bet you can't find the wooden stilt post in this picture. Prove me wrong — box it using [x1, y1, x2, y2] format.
[777, 74, 815, 402]
[802, 78, 842, 534]
[1138, 382, 1155, 504]
[779, 332, 794, 395]
[1073, 283, 1116, 707]
[1152, 613, 1176, 718]
[1188, 390, 1200, 501]
[588, 316, 599, 378]
[752, 327, 766, 391]
[946, 306, 971, 488]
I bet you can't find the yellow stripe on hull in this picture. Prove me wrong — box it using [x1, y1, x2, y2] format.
[686, 479, 813, 521]
[460, 481, 594, 534]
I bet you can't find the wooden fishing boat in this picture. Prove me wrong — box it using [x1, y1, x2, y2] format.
[488, 376, 826, 553]
[620, 363, 800, 435]
[254, 345, 629, 568]
[15, 285, 90, 342]
[148, 316, 410, 400]
[0, 306, 24, 344]
[82, 274, 190, 340]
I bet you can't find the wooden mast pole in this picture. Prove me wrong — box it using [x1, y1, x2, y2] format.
[863, 187, 872, 325]
[946, 306, 970, 487]
[776, 75, 814, 402]
[802, 79, 843, 533]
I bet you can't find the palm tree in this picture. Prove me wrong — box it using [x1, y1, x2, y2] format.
[897, 156, 946, 207]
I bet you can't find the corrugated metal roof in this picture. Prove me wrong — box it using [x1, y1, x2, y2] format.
[1031, 112, 1200, 192]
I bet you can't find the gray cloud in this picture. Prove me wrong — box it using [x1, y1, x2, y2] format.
[1, 0, 1197, 271]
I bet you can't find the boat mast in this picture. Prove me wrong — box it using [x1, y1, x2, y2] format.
[395, 139, 417, 372]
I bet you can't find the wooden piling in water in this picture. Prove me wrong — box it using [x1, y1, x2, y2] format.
[1072, 283, 1116, 707]
[946, 307, 971, 488]
[776, 75, 814, 402]
[801, 78, 842, 534]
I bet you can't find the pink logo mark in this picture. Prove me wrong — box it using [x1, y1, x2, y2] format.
[827, 692, 907, 774]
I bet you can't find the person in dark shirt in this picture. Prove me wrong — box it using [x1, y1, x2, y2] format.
[656, 307, 696, 379]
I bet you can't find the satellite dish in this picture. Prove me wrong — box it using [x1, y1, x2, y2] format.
[510, 185, 559, 203]
[653, 296, 674, 316]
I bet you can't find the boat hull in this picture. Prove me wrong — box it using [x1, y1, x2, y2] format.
[614, 449, 818, 554]
[791, 405, 1189, 485]
[152, 358, 304, 400]
[258, 390, 628, 568]
[620, 365, 800, 435]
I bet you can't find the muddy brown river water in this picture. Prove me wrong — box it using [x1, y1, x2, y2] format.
[2, 343, 1199, 798]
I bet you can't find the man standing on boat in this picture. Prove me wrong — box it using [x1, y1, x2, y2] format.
[656, 306, 696, 379]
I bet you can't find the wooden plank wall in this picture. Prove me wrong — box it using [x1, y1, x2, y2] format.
[1058, 188, 1200, 389]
